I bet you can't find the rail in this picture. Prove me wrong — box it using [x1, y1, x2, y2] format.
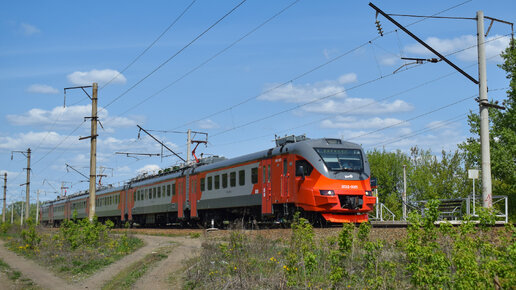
[369, 202, 396, 221]
[466, 195, 509, 224]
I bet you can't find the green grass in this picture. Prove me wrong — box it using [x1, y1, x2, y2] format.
[102, 245, 174, 290]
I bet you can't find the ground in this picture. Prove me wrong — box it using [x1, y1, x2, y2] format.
[0, 227, 406, 289]
[0, 234, 201, 289]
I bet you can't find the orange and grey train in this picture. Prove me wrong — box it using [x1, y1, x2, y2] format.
[40, 136, 376, 227]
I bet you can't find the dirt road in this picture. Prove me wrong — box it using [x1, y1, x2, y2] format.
[0, 235, 202, 289]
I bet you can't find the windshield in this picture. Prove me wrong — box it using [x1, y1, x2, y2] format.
[314, 148, 364, 172]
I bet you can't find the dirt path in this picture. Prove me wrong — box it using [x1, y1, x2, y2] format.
[0, 235, 202, 290]
[77, 235, 177, 289]
[133, 236, 202, 290]
[0, 240, 70, 289]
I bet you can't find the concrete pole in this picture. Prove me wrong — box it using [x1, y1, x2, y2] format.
[88, 83, 98, 221]
[11, 203, 13, 224]
[403, 165, 407, 221]
[25, 148, 31, 219]
[477, 11, 493, 208]
[20, 201, 24, 226]
[2, 173, 6, 223]
[187, 129, 191, 164]
[36, 190, 39, 224]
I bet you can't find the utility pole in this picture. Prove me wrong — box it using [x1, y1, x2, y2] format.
[65, 83, 98, 221]
[25, 148, 31, 220]
[2, 173, 6, 223]
[20, 201, 24, 226]
[36, 190, 40, 225]
[11, 149, 31, 220]
[11, 203, 13, 224]
[403, 165, 407, 221]
[368, 3, 513, 210]
[477, 11, 493, 208]
[88, 83, 98, 221]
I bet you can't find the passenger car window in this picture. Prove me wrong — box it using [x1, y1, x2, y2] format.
[239, 170, 245, 186]
[230, 172, 236, 187]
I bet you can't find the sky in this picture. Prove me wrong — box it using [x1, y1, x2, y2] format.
[1, 0, 514, 205]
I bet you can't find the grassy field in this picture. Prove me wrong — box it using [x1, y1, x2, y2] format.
[185, 205, 516, 289]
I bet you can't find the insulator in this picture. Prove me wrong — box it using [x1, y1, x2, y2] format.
[375, 20, 384, 36]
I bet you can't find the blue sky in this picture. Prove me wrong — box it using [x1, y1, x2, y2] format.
[1, 0, 514, 204]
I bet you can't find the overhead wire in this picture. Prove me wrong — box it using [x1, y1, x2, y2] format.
[100, 0, 197, 90]
[101, 0, 248, 112]
[168, 0, 474, 131]
[208, 34, 509, 138]
[370, 113, 470, 148]
[16, 0, 249, 185]
[347, 94, 476, 141]
[117, 0, 301, 118]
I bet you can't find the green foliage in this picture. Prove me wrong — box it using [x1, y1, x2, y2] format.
[20, 218, 40, 250]
[405, 200, 451, 288]
[285, 212, 318, 287]
[0, 222, 11, 234]
[60, 216, 109, 250]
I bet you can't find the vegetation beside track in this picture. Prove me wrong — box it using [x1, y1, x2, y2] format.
[185, 201, 516, 289]
[0, 214, 143, 281]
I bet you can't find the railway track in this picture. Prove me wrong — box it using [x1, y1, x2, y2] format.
[112, 226, 409, 242]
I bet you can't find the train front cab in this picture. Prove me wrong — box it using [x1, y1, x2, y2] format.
[263, 139, 376, 223]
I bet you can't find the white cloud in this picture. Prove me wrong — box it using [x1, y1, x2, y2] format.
[0, 131, 83, 151]
[137, 164, 161, 175]
[405, 34, 510, 62]
[197, 119, 219, 129]
[20, 23, 40, 35]
[6, 105, 138, 130]
[67, 69, 127, 86]
[321, 116, 407, 129]
[338, 73, 357, 84]
[303, 98, 413, 115]
[26, 84, 58, 94]
[259, 74, 357, 103]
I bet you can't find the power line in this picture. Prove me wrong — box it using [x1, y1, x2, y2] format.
[100, 0, 197, 90]
[117, 0, 301, 118]
[371, 113, 469, 148]
[348, 94, 475, 141]
[102, 0, 248, 112]
[208, 34, 507, 138]
[166, 0, 475, 131]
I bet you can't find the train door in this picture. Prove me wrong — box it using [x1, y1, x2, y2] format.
[261, 159, 273, 215]
[281, 154, 291, 199]
[190, 175, 198, 218]
[177, 178, 184, 219]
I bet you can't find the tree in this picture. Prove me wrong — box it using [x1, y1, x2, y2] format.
[459, 39, 516, 221]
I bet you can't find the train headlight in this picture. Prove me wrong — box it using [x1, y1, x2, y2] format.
[319, 190, 335, 196]
[365, 191, 373, 196]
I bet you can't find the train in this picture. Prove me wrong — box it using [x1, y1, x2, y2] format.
[40, 135, 376, 227]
